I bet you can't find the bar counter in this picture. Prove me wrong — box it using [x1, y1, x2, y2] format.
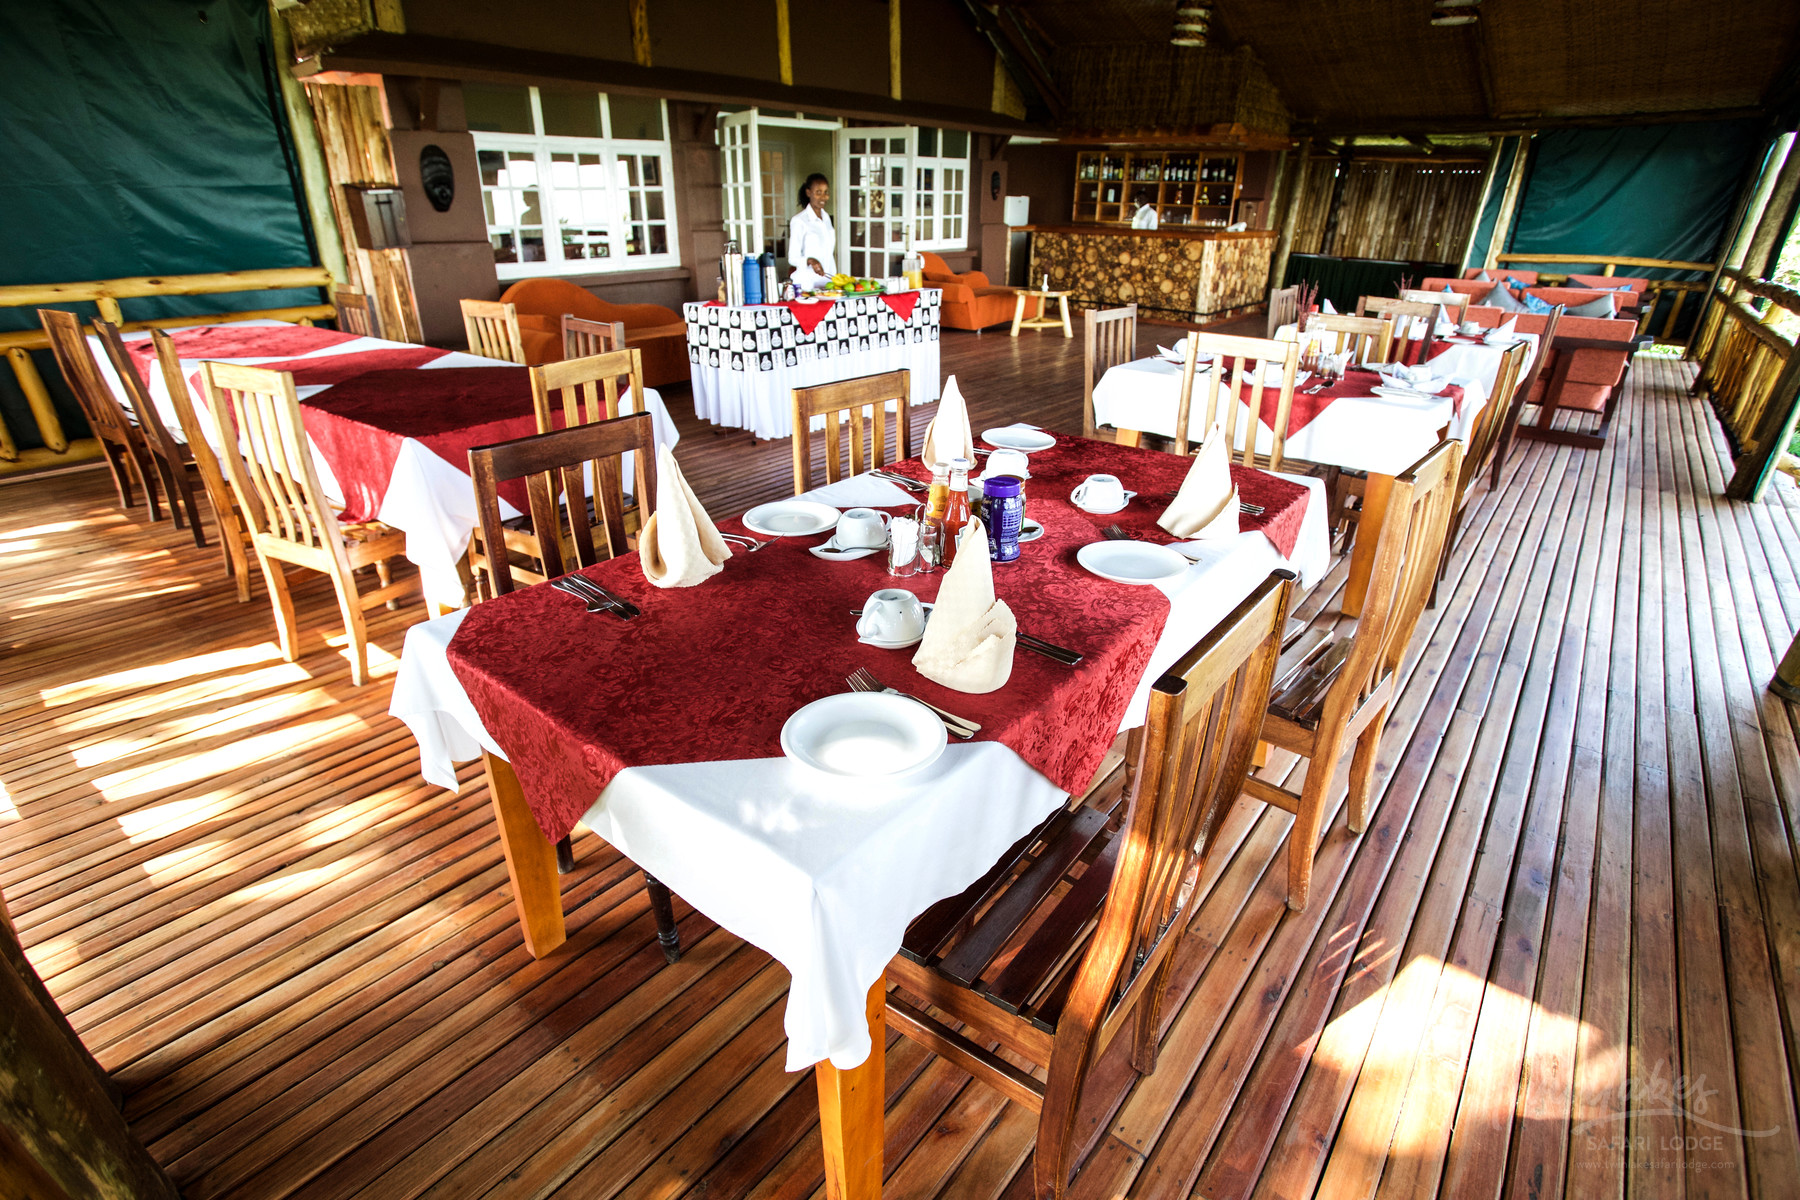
[1025, 225, 1276, 320]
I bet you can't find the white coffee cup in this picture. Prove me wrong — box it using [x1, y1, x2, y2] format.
[856, 589, 926, 643]
[1459, 319, 1481, 337]
[984, 448, 1031, 480]
[835, 507, 891, 549]
[1071, 473, 1129, 513]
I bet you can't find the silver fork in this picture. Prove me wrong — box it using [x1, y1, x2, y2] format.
[550, 576, 627, 618]
[870, 469, 928, 492]
[719, 531, 773, 551]
[847, 668, 980, 738]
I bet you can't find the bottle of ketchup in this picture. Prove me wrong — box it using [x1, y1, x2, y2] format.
[940, 458, 972, 566]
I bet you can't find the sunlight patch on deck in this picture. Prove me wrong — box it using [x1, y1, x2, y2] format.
[40, 645, 290, 707]
[93, 712, 375, 807]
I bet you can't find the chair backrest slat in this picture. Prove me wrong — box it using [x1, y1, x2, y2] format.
[562, 314, 629, 360]
[38, 308, 136, 444]
[150, 330, 245, 531]
[1357, 296, 1439, 360]
[1266, 286, 1300, 339]
[460, 299, 527, 364]
[1399, 287, 1471, 324]
[91, 321, 182, 465]
[1302, 312, 1396, 365]
[1173, 330, 1299, 469]
[790, 370, 911, 495]
[1083, 305, 1137, 437]
[1456, 340, 1529, 504]
[333, 288, 382, 340]
[1488, 304, 1563, 489]
[199, 362, 345, 564]
[468, 412, 658, 597]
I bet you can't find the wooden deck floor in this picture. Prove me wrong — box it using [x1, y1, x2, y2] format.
[4, 337, 1800, 1199]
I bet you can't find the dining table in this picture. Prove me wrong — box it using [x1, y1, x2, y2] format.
[388, 425, 1330, 1198]
[86, 319, 680, 608]
[683, 290, 942, 439]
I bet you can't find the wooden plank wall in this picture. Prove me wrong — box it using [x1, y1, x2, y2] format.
[1293, 158, 1488, 263]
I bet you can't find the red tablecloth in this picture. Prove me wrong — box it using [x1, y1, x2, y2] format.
[1237, 369, 1465, 436]
[124, 324, 359, 383]
[301, 367, 542, 523]
[446, 434, 1212, 844]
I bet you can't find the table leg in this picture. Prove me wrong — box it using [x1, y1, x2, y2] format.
[1343, 472, 1395, 619]
[481, 751, 567, 958]
[1058, 295, 1073, 338]
[1010, 293, 1026, 337]
[815, 980, 886, 1200]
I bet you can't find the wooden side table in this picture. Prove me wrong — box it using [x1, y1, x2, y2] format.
[1011, 289, 1073, 338]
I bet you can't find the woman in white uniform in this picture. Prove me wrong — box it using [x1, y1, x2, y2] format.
[787, 173, 836, 291]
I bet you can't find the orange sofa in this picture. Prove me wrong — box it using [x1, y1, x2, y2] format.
[498, 277, 689, 387]
[920, 252, 1018, 331]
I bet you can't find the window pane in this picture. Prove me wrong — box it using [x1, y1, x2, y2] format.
[851, 138, 867, 155]
[608, 94, 664, 140]
[917, 128, 937, 157]
[478, 149, 507, 187]
[889, 137, 906, 154]
[539, 89, 601, 137]
[465, 83, 534, 134]
[650, 225, 668, 255]
[642, 156, 662, 186]
[943, 129, 969, 158]
[646, 192, 666, 220]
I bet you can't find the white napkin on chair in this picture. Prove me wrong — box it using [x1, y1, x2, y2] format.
[921, 375, 976, 469]
[640, 444, 731, 588]
[912, 520, 1015, 694]
[1158, 424, 1239, 540]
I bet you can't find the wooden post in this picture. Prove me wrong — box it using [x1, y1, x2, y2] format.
[1484, 134, 1532, 270]
[1770, 627, 1800, 703]
[1319, 144, 1353, 257]
[1460, 136, 1504, 271]
[630, 0, 652, 67]
[271, 5, 350, 284]
[1269, 137, 1310, 292]
[5, 348, 66, 454]
[776, 0, 793, 86]
[815, 980, 886, 1200]
[1726, 345, 1800, 501]
[1728, 133, 1794, 270]
[1744, 141, 1800, 279]
[889, 0, 902, 101]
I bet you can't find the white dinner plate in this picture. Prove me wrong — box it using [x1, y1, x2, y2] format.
[780, 692, 947, 781]
[981, 426, 1057, 453]
[1076, 540, 1192, 585]
[1371, 385, 1442, 403]
[743, 499, 839, 537]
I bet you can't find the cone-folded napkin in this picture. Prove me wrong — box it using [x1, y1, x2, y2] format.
[1157, 424, 1239, 540]
[640, 444, 731, 588]
[912, 520, 1015, 693]
[921, 375, 976, 469]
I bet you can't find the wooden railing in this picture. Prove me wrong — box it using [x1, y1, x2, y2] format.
[0, 267, 333, 468]
[1492, 252, 1714, 345]
[1688, 268, 1800, 500]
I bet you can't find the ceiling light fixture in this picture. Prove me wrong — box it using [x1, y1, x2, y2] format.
[1430, 0, 1479, 25]
[1172, 4, 1211, 47]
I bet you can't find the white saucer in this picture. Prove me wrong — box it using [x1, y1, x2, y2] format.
[858, 608, 930, 648]
[809, 533, 885, 561]
[1071, 490, 1137, 515]
[981, 426, 1057, 453]
[780, 692, 947, 781]
[1076, 540, 1191, 585]
[743, 498, 839, 537]
[1019, 518, 1044, 543]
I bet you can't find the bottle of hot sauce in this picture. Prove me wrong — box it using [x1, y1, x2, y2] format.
[940, 458, 972, 566]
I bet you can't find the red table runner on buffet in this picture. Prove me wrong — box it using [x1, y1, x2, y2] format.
[445, 436, 1223, 845]
[124, 324, 360, 382]
[301, 367, 543, 523]
[705, 291, 921, 335]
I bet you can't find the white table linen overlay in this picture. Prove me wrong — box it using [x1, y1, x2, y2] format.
[390, 462, 1327, 1070]
[86, 320, 678, 607]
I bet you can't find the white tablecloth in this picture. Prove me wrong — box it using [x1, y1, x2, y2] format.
[87, 320, 680, 607]
[684, 292, 942, 440]
[1092, 357, 1490, 477]
[389, 461, 1328, 1071]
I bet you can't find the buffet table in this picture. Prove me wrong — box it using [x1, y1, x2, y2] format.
[682, 290, 942, 440]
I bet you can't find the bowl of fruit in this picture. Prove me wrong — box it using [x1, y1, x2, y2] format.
[832, 274, 886, 295]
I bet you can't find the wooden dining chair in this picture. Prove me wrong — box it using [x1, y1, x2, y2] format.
[1429, 340, 1529, 603]
[460, 299, 527, 364]
[146, 331, 257, 601]
[469, 348, 650, 599]
[467, 412, 683, 963]
[332, 288, 382, 340]
[884, 570, 1295, 1200]
[790, 369, 912, 495]
[90, 321, 208, 547]
[1243, 439, 1462, 911]
[199, 362, 415, 685]
[38, 308, 160, 518]
[1082, 304, 1137, 438]
[1168, 330, 1301, 467]
[1302, 312, 1395, 365]
[1400, 287, 1470, 325]
[1488, 305, 1563, 489]
[561, 314, 628, 359]
[1266, 285, 1300, 339]
[1357, 296, 1440, 362]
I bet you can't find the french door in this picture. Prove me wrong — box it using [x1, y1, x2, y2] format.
[719, 109, 763, 253]
[835, 127, 913, 279]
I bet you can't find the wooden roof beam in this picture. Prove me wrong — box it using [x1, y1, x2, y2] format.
[951, 0, 1067, 123]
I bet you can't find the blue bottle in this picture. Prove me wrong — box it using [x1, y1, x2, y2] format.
[743, 256, 764, 305]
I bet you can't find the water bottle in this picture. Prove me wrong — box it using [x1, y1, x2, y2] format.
[759, 251, 777, 303]
[743, 255, 763, 305]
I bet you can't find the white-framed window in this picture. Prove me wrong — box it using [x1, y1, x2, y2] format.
[911, 127, 970, 252]
[468, 84, 680, 278]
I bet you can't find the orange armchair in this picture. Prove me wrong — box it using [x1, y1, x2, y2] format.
[498, 278, 689, 387]
[920, 252, 1018, 332]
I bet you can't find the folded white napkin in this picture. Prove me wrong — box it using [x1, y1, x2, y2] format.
[1487, 316, 1519, 342]
[1321, 298, 1337, 314]
[921, 374, 976, 469]
[640, 444, 731, 588]
[911, 519, 1016, 693]
[1158, 424, 1240, 540]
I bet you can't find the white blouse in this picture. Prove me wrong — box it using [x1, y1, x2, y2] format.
[788, 205, 837, 285]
